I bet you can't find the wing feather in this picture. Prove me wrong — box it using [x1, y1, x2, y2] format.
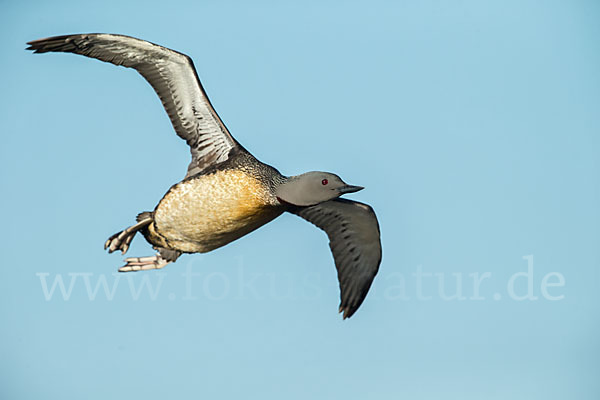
[27, 33, 241, 177]
[291, 199, 382, 319]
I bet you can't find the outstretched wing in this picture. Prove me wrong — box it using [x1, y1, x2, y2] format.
[291, 199, 382, 319]
[27, 33, 243, 177]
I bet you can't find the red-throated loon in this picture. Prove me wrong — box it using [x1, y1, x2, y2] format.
[27, 33, 382, 319]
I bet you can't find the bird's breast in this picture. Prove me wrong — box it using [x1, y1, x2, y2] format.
[152, 169, 282, 253]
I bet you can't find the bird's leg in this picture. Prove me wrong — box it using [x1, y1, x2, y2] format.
[118, 254, 172, 272]
[104, 217, 152, 254]
[118, 248, 181, 273]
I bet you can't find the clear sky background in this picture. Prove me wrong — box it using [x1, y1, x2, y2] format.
[1, 0, 599, 399]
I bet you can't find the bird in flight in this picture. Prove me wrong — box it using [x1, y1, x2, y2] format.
[27, 34, 382, 319]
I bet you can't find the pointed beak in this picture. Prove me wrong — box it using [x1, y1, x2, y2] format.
[338, 184, 364, 194]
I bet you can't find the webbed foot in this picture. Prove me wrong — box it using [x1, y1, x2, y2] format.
[104, 217, 152, 254]
[118, 254, 172, 272]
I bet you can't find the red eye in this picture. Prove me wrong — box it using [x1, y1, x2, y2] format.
[321, 179, 328, 185]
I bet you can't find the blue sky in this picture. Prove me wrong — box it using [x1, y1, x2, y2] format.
[1, 0, 599, 399]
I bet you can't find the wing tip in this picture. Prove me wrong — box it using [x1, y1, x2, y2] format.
[25, 35, 70, 53]
[25, 34, 97, 54]
[25, 39, 43, 53]
[339, 304, 357, 320]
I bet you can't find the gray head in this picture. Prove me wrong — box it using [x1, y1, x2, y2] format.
[276, 171, 364, 206]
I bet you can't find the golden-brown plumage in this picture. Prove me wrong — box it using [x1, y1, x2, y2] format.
[148, 169, 283, 253]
